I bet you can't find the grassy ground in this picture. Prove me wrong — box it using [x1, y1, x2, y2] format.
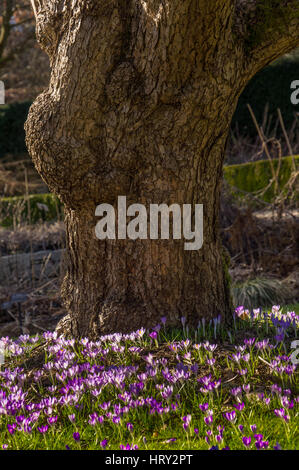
[284, 304, 299, 315]
[0, 305, 298, 451]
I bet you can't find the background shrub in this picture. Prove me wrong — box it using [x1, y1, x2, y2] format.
[0, 193, 63, 227]
[231, 54, 299, 137]
[0, 101, 31, 157]
[231, 277, 294, 310]
[223, 155, 299, 202]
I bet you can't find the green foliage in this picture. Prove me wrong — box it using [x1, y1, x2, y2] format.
[223, 155, 299, 202]
[0, 193, 63, 227]
[232, 277, 293, 310]
[0, 101, 31, 157]
[231, 57, 299, 137]
[284, 303, 299, 315]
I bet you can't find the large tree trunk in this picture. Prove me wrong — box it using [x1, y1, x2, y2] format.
[59, 128, 233, 337]
[25, 0, 299, 337]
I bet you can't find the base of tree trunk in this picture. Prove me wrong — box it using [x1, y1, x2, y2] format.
[56, 295, 233, 339]
[53, 206, 234, 338]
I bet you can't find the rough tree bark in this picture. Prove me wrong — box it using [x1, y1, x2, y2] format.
[25, 0, 299, 337]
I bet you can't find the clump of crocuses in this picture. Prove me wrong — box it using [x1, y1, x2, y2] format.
[0, 306, 297, 450]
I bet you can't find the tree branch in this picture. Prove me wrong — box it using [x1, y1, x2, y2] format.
[29, 0, 37, 19]
[234, 0, 299, 76]
[10, 16, 33, 28]
[0, 0, 14, 61]
[0, 30, 35, 68]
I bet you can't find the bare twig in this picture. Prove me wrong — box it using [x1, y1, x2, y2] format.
[277, 108, 297, 172]
[30, 0, 37, 19]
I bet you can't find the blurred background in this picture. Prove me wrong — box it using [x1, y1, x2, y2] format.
[0, 0, 298, 337]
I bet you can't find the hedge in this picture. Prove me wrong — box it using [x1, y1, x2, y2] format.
[0, 101, 31, 158]
[223, 155, 299, 203]
[0, 156, 297, 227]
[0, 193, 63, 227]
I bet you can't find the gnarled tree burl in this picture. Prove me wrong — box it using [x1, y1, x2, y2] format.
[25, 1, 299, 337]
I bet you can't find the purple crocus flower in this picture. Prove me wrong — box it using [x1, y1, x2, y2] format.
[275, 333, 284, 343]
[207, 358, 216, 366]
[255, 440, 268, 450]
[120, 444, 138, 450]
[204, 414, 213, 426]
[224, 410, 236, 423]
[37, 425, 49, 434]
[199, 403, 209, 412]
[48, 416, 58, 425]
[233, 402, 245, 411]
[255, 441, 263, 450]
[100, 439, 108, 449]
[88, 413, 99, 426]
[182, 414, 192, 430]
[242, 437, 251, 447]
[274, 408, 285, 419]
[68, 414, 76, 423]
[7, 424, 16, 435]
[230, 387, 242, 398]
[112, 416, 121, 424]
[244, 338, 255, 347]
[16, 415, 25, 424]
[165, 438, 176, 443]
[235, 306, 245, 317]
[73, 432, 80, 442]
[149, 331, 158, 340]
[271, 384, 282, 395]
